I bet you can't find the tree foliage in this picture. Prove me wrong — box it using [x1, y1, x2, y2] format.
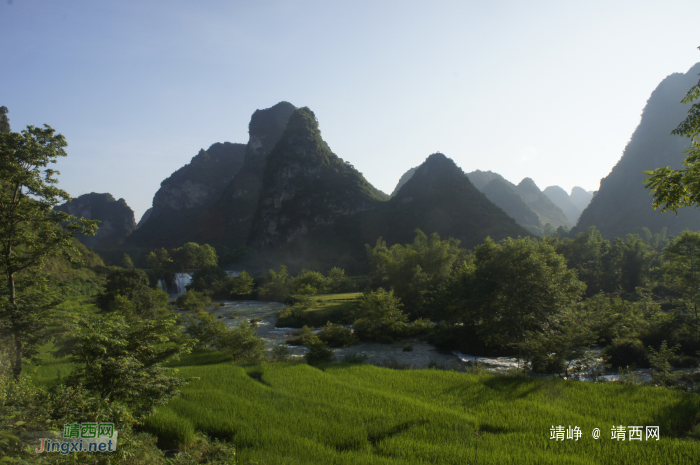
[59, 312, 194, 419]
[644, 46, 700, 212]
[470, 237, 586, 348]
[0, 125, 97, 378]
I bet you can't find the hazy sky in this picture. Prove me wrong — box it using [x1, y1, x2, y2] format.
[3, 1, 700, 221]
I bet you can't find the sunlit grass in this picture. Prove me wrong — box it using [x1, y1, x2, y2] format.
[140, 357, 700, 464]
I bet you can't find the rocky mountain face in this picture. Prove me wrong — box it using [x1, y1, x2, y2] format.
[391, 166, 418, 196]
[247, 107, 385, 249]
[542, 186, 594, 226]
[126, 141, 247, 248]
[284, 153, 532, 272]
[514, 178, 570, 231]
[206, 101, 298, 247]
[574, 62, 700, 240]
[570, 187, 594, 211]
[464, 171, 570, 234]
[152, 142, 246, 212]
[137, 208, 152, 228]
[481, 178, 541, 233]
[55, 193, 136, 248]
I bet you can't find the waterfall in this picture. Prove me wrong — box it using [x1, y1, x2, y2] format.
[156, 273, 192, 295]
[173, 272, 192, 295]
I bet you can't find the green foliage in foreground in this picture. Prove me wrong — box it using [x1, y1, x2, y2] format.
[144, 357, 700, 464]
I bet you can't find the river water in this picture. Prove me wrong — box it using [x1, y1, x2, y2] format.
[201, 300, 654, 380]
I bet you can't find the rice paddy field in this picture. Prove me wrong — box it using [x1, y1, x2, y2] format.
[143, 352, 700, 464]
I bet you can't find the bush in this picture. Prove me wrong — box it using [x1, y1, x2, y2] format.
[304, 338, 334, 366]
[176, 290, 213, 312]
[286, 326, 315, 345]
[318, 322, 356, 348]
[603, 338, 649, 368]
[218, 321, 267, 363]
[181, 312, 267, 363]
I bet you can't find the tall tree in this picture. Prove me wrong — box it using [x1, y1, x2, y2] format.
[0, 107, 9, 133]
[644, 46, 700, 211]
[470, 237, 585, 350]
[0, 125, 97, 379]
[663, 230, 700, 338]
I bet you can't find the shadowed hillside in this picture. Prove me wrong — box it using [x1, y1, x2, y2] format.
[574, 62, 700, 239]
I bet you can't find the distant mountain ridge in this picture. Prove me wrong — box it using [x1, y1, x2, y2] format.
[273, 152, 532, 272]
[55, 193, 136, 249]
[462, 170, 570, 234]
[574, 62, 700, 239]
[126, 141, 247, 248]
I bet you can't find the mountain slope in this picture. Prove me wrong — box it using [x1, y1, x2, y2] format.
[574, 62, 700, 239]
[126, 142, 246, 248]
[247, 107, 385, 249]
[204, 101, 298, 249]
[482, 178, 541, 233]
[391, 166, 418, 196]
[570, 187, 594, 211]
[515, 178, 570, 230]
[543, 185, 582, 226]
[276, 153, 531, 272]
[55, 193, 136, 249]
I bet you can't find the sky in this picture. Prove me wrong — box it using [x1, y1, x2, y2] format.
[2, 1, 700, 222]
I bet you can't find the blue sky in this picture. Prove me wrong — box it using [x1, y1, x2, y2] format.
[2, 0, 700, 221]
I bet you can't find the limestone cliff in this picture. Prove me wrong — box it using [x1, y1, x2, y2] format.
[208, 101, 298, 247]
[55, 193, 136, 248]
[126, 142, 246, 248]
[247, 107, 384, 249]
[574, 62, 700, 239]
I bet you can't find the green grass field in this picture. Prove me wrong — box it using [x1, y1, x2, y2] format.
[278, 292, 361, 327]
[141, 352, 700, 464]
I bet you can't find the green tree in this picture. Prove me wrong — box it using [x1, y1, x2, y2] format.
[121, 252, 135, 268]
[176, 289, 212, 312]
[181, 312, 266, 363]
[170, 242, 217, 271]
[146, 247, 173, 270]
[258, 265, 289, 302]
[352, 288, 409, 341]
[644, 46, 700, 211]
[0, 125, 97, 379]
[59, 312, 194, 419]
[471, 237, 586, 350]
[0, 106, 9, 133]
[188, 265, 227, 294]
[97, 268, 169, 319]
[663, 230, 700, 337]
[556, 226, 609, 296]
[229, 270, 254, 298]
[365, 230, 462, 319]
[327, 267, 355, 293]
[289, 269, 328, 295]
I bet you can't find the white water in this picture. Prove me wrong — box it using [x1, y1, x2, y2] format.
[200, 301, 657, 379]
[157, 273, 192, 295]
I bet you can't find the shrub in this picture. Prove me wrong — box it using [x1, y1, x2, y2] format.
[603, 338, 649, 368]
[176, 290, 212, 312]
[270, 344, 291, 362]
[181, 312, 266, 363]
[318, 322, 356, 348]
[304, 338, 334, 366]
